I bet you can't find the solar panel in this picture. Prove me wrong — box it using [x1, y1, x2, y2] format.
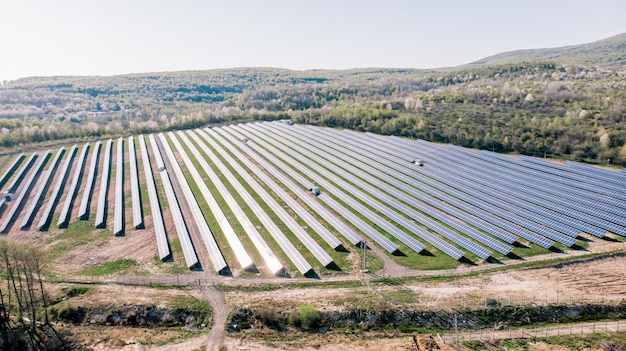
[37, 145, 78, 231]
[57, 143, 89, 228]
[182, 130, 283, 275]
[18, 147, 65, 230]
[147, 134, 199, 270]
[95, 139, 113, 228]
[138, 135, 171, 262]
[78, 140, 101, 220]
[0, 151, 50, 234]
[194, 128, 333, 269]
[158, 133, 228, 274]
[169, 131, 254, 271]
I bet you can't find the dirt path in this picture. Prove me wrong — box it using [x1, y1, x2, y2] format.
[202, 285, 231, 351]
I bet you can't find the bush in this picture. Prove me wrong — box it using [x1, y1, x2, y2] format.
[298, 303, 321, 330]
[257, 309, 281, 329]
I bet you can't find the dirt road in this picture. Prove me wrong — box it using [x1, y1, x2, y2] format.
[202, 285, 231, 351]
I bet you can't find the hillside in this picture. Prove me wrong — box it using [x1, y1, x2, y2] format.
[0, 34, 625, 166]
[469, 32, 626, 67]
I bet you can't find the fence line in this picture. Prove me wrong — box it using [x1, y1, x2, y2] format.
[54, 275, 215, 287]
[415, 291, 625, 311]
[442, 319, 625, 346]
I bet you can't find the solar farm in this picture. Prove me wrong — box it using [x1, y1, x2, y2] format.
[0, 121, 624, 278]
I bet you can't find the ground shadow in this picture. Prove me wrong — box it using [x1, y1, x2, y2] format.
[459, 256, 477, 266]
[191, 262, 204, 272]
[601, 235, 619, 242]
[304, 270, 320, 279]
[486, 256, 504, 264]
[335, 244, 349, 253]
[548, 246, 564, 253]
[244, 264, 260, 274]
[512, 241, 530, 249]
[417, 249, 433, 257]
[506, 252, 524, 260]
[325, 261, 342, 271]
[218, 266, 233, 277]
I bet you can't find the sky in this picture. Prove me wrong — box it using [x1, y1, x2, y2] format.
[1, 0, 625, 82]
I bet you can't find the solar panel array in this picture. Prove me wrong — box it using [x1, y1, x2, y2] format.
[19, 147, 65, 230]
[58, 143, 89, 228]
[158, 133, 228, 274]
[78, 141, 101, 220]
[0, 153, 25, 190]
[0, 121, 623, 278]
[38, 145, 78, 231]
[182, 130, 284, 275]
[0, 151, 50, 233]
[128, 136, 144, 230]
[148, 134, 200, 270]
[169, 131, 253, 271]
[139, 136, 170, 262]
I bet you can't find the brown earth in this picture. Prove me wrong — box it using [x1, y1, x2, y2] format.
[52, 245, 625, 350]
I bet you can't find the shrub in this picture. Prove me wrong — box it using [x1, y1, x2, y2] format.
[298, 303, 321, 330]
[257, 309, 281, 329]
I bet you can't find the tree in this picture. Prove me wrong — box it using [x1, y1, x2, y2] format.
[0, 240, 65, 350]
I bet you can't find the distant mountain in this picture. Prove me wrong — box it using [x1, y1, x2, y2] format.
[469, 32, 626, 67]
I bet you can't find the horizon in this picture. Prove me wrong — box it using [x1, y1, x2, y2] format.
[1, 1, 625, 82]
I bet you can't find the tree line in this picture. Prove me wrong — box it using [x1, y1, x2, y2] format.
[0, 63, 624, 165]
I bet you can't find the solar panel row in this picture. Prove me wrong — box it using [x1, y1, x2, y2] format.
[138, 135, 171, 262]
[0, 153, 25, 190]
[158, 133, 228, 274]
[267, 122, 488, 259]
[78, 141, 101, 220]
[212, 127, 363, 247]
[57, 143, 89, 228]
[196, 128, 334, 270]
[19, 147, 65, 230]
[292, 124, 513, 256]
[227, 124, 403, 254]
[128, 136, 144, 230]
[183, 130, 284, 275]
[191, 129, 313, 274]
[397, 143, 607, 238]
[148, 134, 200, 270]
[113, 137, 124, 236]
[95, 139, 113, 228]
[170, 131, 254, 271]
[0, 151, 50, 234]
[6, 153, 38, 194]
[38, 145, 78, 231]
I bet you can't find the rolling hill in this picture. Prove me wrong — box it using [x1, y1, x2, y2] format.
[469, 32, 626, 67]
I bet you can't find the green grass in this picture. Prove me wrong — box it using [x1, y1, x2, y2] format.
[216, 250, 624, 293]
[169, 295, 213, 327]
[49, 220, 111, 258]
[162, 239, 190, 274]
[77, 258, 137, 276]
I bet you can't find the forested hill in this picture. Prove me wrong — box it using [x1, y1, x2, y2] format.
[0, 34, 625, 166]
[469, 32, 626, 67]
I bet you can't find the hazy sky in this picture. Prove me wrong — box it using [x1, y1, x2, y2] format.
[1, 0, 625, 82]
